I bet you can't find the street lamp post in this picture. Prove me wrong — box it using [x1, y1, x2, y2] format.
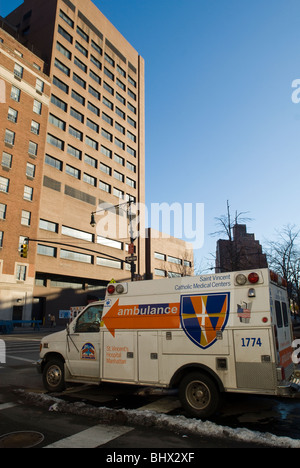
[90, 201, 137, 281]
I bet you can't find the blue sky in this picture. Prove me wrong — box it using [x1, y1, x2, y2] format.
[2, 0, 300, 269]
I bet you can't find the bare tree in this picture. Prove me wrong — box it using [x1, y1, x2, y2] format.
[266, 224, 300, 312]
[212, 200, 253, 272]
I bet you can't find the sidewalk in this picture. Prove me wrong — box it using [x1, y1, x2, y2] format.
[0, 325, 66, 336]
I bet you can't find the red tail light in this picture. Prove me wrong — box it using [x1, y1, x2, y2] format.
[248, 272, 259, 284]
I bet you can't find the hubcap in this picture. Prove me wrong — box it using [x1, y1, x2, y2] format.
[186, 380, 210, 410]
[47, 365, 62, 387]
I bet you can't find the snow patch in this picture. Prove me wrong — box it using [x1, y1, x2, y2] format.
[15, 390, 300, 448]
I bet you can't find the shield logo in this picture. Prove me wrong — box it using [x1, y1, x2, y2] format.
[180, 293, 230, 349]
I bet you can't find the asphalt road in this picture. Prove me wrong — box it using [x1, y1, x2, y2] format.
[1, 328, 300, 449]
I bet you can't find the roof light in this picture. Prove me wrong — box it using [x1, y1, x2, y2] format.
[107, 285, 115, 295]
[116, 284, 125, 294]
[248, 272, 259, 284]
[236, 273, 247, 285]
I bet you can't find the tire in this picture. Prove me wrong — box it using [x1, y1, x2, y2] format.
[43, 359, 66, 393]
[179, 371, 220, 419]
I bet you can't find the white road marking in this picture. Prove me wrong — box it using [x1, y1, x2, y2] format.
[43, 424, 134, 448]
[137, 396, 181, 413]
[0, 402, 18, 411]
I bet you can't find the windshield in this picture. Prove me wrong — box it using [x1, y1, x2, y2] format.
[75, 304, 103, 333]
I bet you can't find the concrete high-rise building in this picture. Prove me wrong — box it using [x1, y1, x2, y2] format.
[2, 0, 145, 323]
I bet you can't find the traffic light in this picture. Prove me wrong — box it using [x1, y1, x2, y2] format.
[20, 242, 28, 258]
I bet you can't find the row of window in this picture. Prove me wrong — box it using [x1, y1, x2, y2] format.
[58, 8, 137, 88]
[154, 269, 184, 278]
[51, 78, 137, 128]
[37, 244, 125, 270]
[154, 251, 192, 267]
[0, 202, 32, 227]
[4, 128, 39, 157]
[55, 43, 137, 104]
[48, 113, 136, 156]
[12, 62, 45, 93]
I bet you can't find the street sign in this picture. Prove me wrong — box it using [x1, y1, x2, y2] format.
[125, 256, 137, 262]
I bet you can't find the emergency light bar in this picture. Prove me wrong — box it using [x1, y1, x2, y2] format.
[107, 283, 128, 295]
[235, 272, 260, 286]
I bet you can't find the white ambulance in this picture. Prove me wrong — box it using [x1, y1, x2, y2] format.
[37, 268, 300, 418]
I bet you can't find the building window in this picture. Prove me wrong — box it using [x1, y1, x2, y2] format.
[2, 152, 12, 169]
[26, 162, 36, 178]
[87, 101, 100, 116]
[56, 41, 72, 60]
[114, 170, 124, 182]
[97, 236, 122, 250]
[99, 180, 111, 193]
[33, 99, 42, 114]
[51, 94, 68, 112]
[103, 96, 113, 110]
[71, 90, 85, 106]
[16, 265, 27, 281]
[75, 41, 88, 57]
[0, 176, 9, 193]
[37, 244, 57, 257]
[8, 107, 18, 123]
[0, 231, 3, 247]
[100, 162, 111, 175]
[86, 118, 99, 133]
[101, 145, 112, 158]
[101, 128, 112, 142]
[91, 40, 102, 55]
[74, 56, 87, 73]
[0, 203, 7, 220]
[88, 85, 100, 100]
[113, 187, 124, 199]
[10, 85, 20, 102]
[67, 144, 82, 160]
[115, 137, 125, 150]
[14, 63, 23, 79]
[23, 186, 33, 201]
[73, 72, 86, 89]
[39, 219, 58, 232]
[47, 133, 64, 150]
[167, 255, 182, 265]
[61, 225, 93, 242]
[66, 164, 80, 179]
[85, 135, 98, 150]
[60, 249, 92, 264]
[77, 26, 89, 42]
[21, 210, 31, 226]
[126, 161, 136, 172]
[28, 141, 38, 156]
[59, 9, 74, 28]
[36, 78, 44, 93]
[104, 53, 114, 67]
[97, 257, 122, 270]
[45, 154, 63, 171]
[126, 177, 136, 188]
[4, 129, 15, 146]
[53, 75, 69, 93]
[58, 25, 73, 44]
[84, 154, 97, 168]
[83, 172, 96, 186]
[54, 58, 70, 76]
[155, 268, 166, 277]
[154, 252, 166, 261]
[114, 153, 124, 166]
[31, 120, 40, 135]
[49, 114, 66, 131]
[69, 126, 83, 141]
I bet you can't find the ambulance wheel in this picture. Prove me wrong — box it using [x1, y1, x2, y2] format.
[179, 372, 220, 418]
[43, 359, 65, 393]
